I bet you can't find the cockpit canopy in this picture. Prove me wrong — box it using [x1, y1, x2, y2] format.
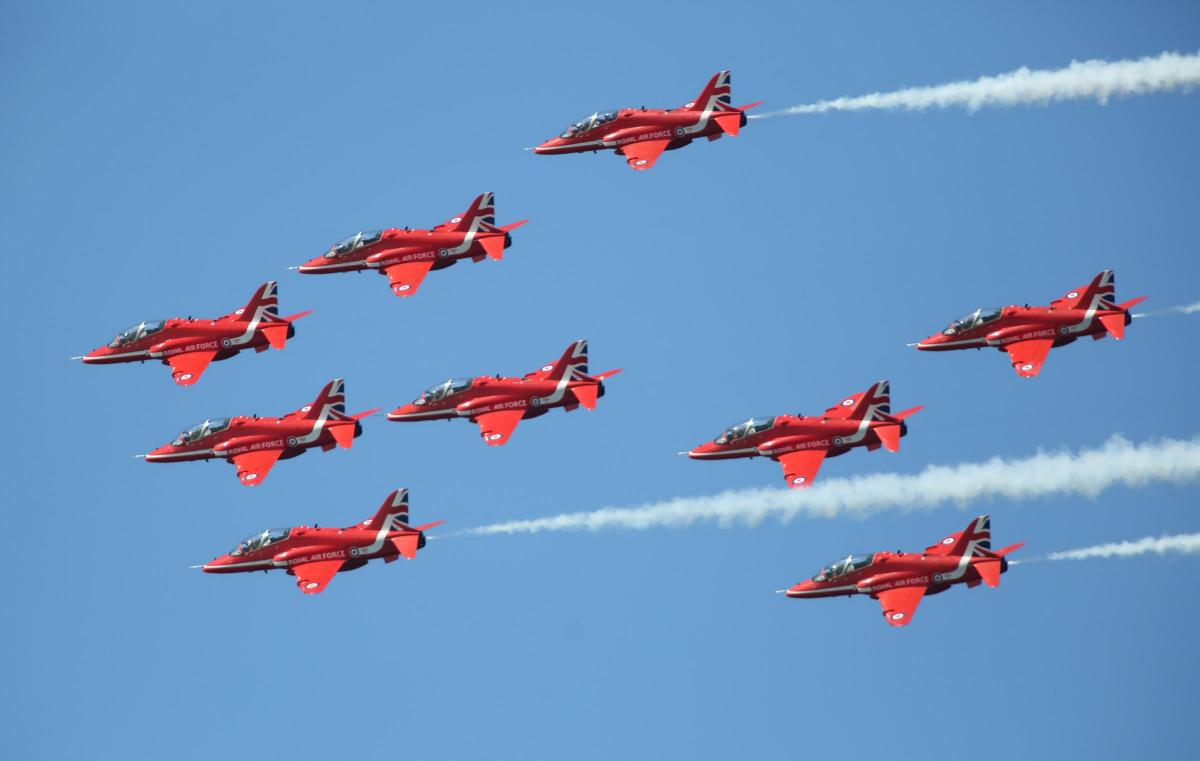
[813, 553, 874, 582]
[326, 230, 383, 258]
[943, 307, 1002, 335]
[172, 418, 231, 446]
[561, 110, 617, 138]
[230, 527, 291, 557]
[109, 320, 166, 348]
[416, 377, 473, 405]
[715, 417, 775, 445]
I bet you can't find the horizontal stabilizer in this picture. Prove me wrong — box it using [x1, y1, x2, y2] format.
[713, 112, 741, 136]
[573, 383, 599, 410]
[875, 423, 901, 453]
[480, 235, 505, 261]
[975, 558, 1002, 588]
[260, 323, 289, 350]
[329, 423, 356, 449]
[391, 534, 420, 560]
[892, 405, 924, 421]
[1099, 313, 1126, 340]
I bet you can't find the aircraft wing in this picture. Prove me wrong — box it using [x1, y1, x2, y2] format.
[383, 260, 435, 298]
[474, 409, 525, 447]
[776, 449, 827, 488]
[876, 584, 927, 627]
[166, 349, 217, 386]
[622, 139, 669, 171]
[291, 559, 344, 595]
[230, 448, 284, 486]
[1003, 338, 1054, 378]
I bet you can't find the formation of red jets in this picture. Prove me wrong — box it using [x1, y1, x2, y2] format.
[76, 71, 1145, 621]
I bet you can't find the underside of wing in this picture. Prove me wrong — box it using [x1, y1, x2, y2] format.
[166, 349, 218, 386]
[621, 139, 669, 171]
[1003, 338, 1054, 378]
[230, 448, 284, 486]
[876, 585, 928, 627]
[383, 260, 435, 298]
[776, 448, 828, 488]
[290, 559, 344, 594]
[474, 409, 525, 447]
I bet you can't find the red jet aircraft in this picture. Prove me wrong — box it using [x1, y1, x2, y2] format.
[387, 339, 621, 446]
[142, 379, 379, 486]
[294, 192, 528, 298]
[75, 281, 312, 386]
[684, 381, 922, 488]
[915, 269, 1146, 378]
[783, 516, 1024, 627]
[200, 488, 443, 594]
[533, 70, 761, 171]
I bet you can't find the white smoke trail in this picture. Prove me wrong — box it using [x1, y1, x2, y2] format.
[752, 50, 1200, 118]
[1134, 301, 1200, 318]
[1046, 532, 1200, 561]
[468, 435, 1200, 536]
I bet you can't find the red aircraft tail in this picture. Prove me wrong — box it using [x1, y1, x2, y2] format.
[926, 515, 995, 559]
[453, 192, 500, 234]
[357, 488, 411, 532]
[543, 339, 592, 382]
[235, 281, 284, 323]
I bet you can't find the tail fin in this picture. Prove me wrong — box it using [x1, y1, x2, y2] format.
[543, 339, 591, 382]
[1052, 270, 1117, 311]
[925, 515, 993, 558]
[452, 192, 501, 234]
[358, 488, 410, 532]
[824, 381, 893, 422]
[234, 281, 282, 323]
[300, 379, 350, 421]
[686, 71, 736, 113]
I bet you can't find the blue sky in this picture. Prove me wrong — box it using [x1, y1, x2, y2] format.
[4, 2, 1199, 758]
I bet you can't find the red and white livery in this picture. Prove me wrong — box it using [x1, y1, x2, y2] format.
[143, 379, 379, 486]
[685, 382, 922, 488]
[784, 516, 1024, 627]
[916, 270, 1146, 378]
[387, 339, 622, 446]
[201, 488, 443, 594]
[295, 192, 528, 299]
[76, 281, 312, 386]
[534, 71, 762, 171]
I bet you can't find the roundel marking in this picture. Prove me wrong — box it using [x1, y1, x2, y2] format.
[179, 373, 193, 381]
[450, 217, 462, 224]
[890, 612, 906, 621]
[287, 436, 298, 447]
[942, 537, 954, 545]
[221, 338, 233, 348]
[842, 398, 855, 406]
[792, 476, 807, 485]
[541, 365, 554, 372]
[1067, 291, 1079, 299]
[487, 433, 502, 441]
[304, 582, 319, 590]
